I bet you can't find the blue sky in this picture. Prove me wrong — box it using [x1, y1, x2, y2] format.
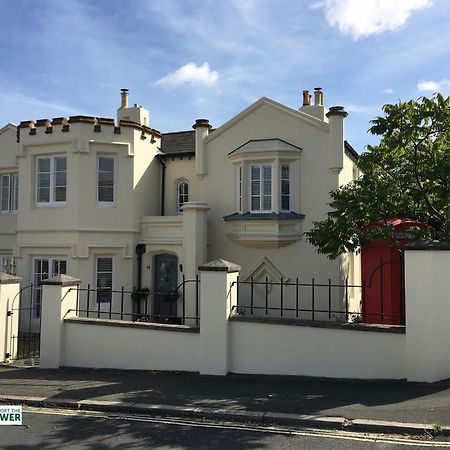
[1, 0, 449, 152]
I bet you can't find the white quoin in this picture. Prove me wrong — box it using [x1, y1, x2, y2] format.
[193, 119, 211, 179]
[326, 106, 348, 173]
[198, 259, 240, 375]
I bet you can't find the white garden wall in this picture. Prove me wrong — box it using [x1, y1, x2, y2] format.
[229, 319, 405, 379]
[63, 318, 199, 372]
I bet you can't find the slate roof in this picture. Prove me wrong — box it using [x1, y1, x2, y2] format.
[160, 130, 195, 155]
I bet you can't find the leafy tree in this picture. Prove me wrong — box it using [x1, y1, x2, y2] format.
[306, 93, 450, 259]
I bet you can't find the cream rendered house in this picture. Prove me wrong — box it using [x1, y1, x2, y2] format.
[0, 88, 360, 329]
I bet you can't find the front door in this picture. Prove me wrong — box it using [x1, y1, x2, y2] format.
[154, 254, 178, 323]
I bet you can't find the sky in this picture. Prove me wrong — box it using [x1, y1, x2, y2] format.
[1, 0, 449, 152]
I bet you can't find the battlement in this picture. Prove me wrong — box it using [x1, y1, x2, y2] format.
[17, 116, 161, 143]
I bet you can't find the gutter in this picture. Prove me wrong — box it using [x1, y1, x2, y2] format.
[156, 154, 166, 216]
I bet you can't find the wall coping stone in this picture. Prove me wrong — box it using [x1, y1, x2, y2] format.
[42, 274, 80, 287]
[199, 259, 241, 273]
[0, 273, 22, 285]
[229, 314, 406, 334]
[65, 317, 200, 333]
[405, 240, 450, 251]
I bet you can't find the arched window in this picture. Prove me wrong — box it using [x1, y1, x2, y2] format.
[177, 180, 189, 213]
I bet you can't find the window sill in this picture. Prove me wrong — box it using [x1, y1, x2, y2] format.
[223, 211, 304, 248]
[35, 203, 66, 208]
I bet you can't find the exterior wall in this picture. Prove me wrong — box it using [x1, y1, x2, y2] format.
[163, 158, 197, 216]
[229, 320, 405, 379]
[0, 119, 160, 330]
[405, 249, 450, 382]
[0, 126, 19, 261]
[14, 123, 156, 285]
[183, 103, 354, 318]
[63, 321, 199, 371]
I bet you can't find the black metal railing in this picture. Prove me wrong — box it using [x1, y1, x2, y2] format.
[232, 276, 405, 324]
[70, 275, 200, 326]
[7, 284, 41, 363]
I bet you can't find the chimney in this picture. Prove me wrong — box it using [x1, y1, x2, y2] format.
[120, 89, 129, 108]
[314, 87, 323, 106]
[193, 119, 211, 179]
[326, 106, 348, 173]
[117, 89, 150, 126]
[302, 90, 311, 106]
[299, 87, 326, 121]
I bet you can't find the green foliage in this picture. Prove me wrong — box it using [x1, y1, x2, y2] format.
[306, 94, 450, 259]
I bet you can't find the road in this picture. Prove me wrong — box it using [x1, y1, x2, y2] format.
[0, 407, 448, 449]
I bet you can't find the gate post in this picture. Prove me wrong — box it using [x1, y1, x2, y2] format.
[40, 275, 79, 369]
[198, 259, 240, 375]
[0, 273, 21, 362]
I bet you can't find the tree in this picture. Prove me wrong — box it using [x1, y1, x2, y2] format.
[306, 93, 450, 259]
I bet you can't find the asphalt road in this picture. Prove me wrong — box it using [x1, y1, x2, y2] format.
[0, 407, 448, 449]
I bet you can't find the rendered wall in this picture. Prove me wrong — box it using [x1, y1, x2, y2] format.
[405, 249, 450, 382]
[229, 320, 405, 379]
[63, 320, 199, 371]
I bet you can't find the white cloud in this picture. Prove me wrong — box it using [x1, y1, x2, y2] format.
[417, 79, 450, 92]
[313, 0, 432, 40]
[383, 88, 394, 94]
[155, 63, 219, 89]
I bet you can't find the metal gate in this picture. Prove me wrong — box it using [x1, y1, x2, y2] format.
[6, 284, 41, 365]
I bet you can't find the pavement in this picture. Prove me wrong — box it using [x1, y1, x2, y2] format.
[1, 365, 450, 437]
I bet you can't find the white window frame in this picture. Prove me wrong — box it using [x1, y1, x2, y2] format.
[0, 173, 18, 213]
[36, 155, 67, 206]
[97, 155, 116, 206]
[31, 257, 67, 320]
[280, 163, 292, 212]
[235, 164, 243, 213]
[176, 180, 189, 214]
[95, 256, 114, 305]
[249, 163, 273, 213]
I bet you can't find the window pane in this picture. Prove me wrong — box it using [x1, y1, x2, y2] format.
[53, 157, 66, 202]
[178, 181, 189, 212]
[96, 257, 113, 303]
[263, 195, 272, 211]
[54, 157, 66, 171]
[281, 164, 290, 211]
[1, 175, 9, 211]
[251, 165, 260, 181]
[10, 174, 18, 211]
[38, 158, 51, 173]
[98, 157, 114, 203]
[38, 187, 50, 203]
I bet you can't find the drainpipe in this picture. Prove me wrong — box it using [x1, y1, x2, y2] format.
[157, 154, 166, 216]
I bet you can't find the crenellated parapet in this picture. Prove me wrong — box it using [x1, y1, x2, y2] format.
[17, 115, 161, 143]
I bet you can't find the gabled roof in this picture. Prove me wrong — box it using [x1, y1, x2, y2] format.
[0, 123, 17, 135]
[206, 96, 329, 144]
